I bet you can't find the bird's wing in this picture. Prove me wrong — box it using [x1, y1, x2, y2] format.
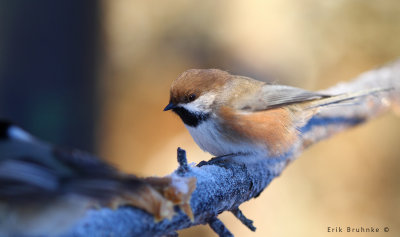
[236, 84, 330, 111]
[0, 122, 195, 221]
[0, 158, 60, 199]
[0, 139, 137, 201]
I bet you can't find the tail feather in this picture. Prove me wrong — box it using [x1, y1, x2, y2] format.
[293, 87, 392, 128]
[305, 87, 392, 109]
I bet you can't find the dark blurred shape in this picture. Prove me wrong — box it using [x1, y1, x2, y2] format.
[0, 0, 100, 152]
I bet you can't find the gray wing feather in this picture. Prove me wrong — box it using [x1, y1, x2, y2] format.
[237, 85, 330, 111]
[0, 160, 59, 197]
[0, 139, 140, 200]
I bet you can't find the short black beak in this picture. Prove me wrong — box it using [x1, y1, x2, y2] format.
[163, 102, 176, 111]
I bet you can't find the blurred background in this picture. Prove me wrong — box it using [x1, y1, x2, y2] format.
[1, 0, 400, 236]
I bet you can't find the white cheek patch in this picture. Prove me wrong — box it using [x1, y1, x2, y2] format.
[180, 93, 216, 113]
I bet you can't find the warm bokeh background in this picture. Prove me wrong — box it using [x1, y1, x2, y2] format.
[1, 1, 399, 236]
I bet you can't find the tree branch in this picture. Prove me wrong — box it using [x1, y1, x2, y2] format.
[62, 60, 400, 237]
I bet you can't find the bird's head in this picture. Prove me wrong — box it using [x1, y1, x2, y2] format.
[164, 69, 231, 127]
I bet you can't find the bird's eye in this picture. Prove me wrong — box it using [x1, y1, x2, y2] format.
[188, 94, 196, 102]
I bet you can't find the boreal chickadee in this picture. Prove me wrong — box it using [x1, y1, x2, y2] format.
[164, 69, 387, 157]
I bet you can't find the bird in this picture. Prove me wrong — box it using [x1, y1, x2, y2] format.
[164, 69, 385, 158]
[0, 120, 183, 237]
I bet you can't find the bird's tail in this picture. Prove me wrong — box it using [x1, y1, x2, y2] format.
[304, 87, 392, 109]
[293, 87, 392, 128]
